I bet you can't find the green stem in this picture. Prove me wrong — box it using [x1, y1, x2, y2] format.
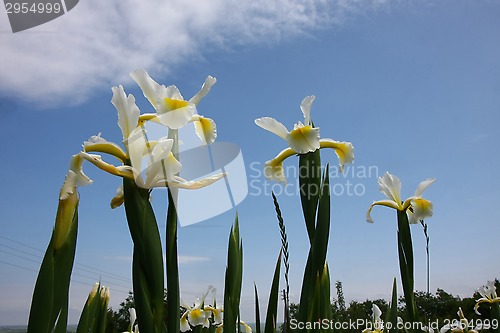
[165, 128, 180, 333]
[166, 189, 180, 333]
[397, 210, 418, 327]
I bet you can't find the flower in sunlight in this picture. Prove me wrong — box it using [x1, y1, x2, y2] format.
[366, 172, 435, 224]
[122, 308, 139, 333]
[130, 69, 218, 144]
[474, 280, 500, 315]
[180, 286, 226, 332]
[255, 95, 319, 153]
[60, 153, 93, 200]
[255, 96, 354, 183]
[214, 321, 252, 333]
[440, 308, 483, 333]
[361, 304, 385, 333]
[81, 82, 225, 194]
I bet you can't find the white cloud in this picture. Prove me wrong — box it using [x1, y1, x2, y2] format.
[178, 255, 211, 264]
[0, 0, 389, 106]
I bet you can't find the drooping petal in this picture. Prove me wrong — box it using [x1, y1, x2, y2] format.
[287, 124, 320, 154]
[212, 308, 223, 324]
[409, 197, 433, 223]
[111, 85, 141, 140]
[189, 75, 217, 105]
[378, 172, 402, 206]
[60, 153, 93, 200]
[262, 147, 297, 183]
[319, 139, 355, 172]
[110, 185, 124, 209]
[372, 304, 382, 321]
[130, 69, 162, 109]
[83, 133, 127, 162]
[79, 152, 134, 180]
[414, 178, 436, 196]
[203, 317, 210, 328]
[128, 308, 137, 328]
[366, 200, 402, 223]
[300, 95, 315, 126]
[180, 313, 192, 332]
[254, 117, 289, 140]
[164, 173, 226, 189]
[264, 159, 287, 183]
[192, 115, 217, 144]
[240, 321, 253, 333]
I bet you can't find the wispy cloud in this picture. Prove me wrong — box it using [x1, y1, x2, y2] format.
[178, 255, 211, 264]
[0, 0, 389, 106]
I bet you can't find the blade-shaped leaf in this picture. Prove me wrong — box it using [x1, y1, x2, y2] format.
[264, 251, 282, 333]
[166, 189, 180, 333]
[299, 150, 321, 244]
[27, 195, 79, 333]
[224, 216, 243, 333]
[397, 210, 418, 324]
[254, 284, 261, 333]
[123, 178, 165, 333]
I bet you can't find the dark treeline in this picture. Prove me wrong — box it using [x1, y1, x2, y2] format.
[104, 280, 499, 333]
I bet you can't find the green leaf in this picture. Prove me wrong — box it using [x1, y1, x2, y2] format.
[298, 165, 331, 324]
[224, 216, 243, 333]
[318, 263, 332, 322]
[397, 210, 418, 325]
[299, 150, 321, 244]
[264, 251, 282, 333]
[254, 284, 261, 333]
[27, 195, 79, 333]
[387, 278, 399, 333]
[123, 178, 165, 333]
[166, 189, 180, 333]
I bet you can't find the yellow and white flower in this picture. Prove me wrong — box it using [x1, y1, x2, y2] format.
[255, 96, 354, 183]
[440, 308, 482, 333]
[60, 153, 94, 200]
[474, 280, 500, 315]
[255, 96, 319, 154]
[82, 83, 225, 195]
[366, 172, 435, 224]
[130, 69, 218, 144]
[180, 286, 221, 332]
[122, 308, 139, 333]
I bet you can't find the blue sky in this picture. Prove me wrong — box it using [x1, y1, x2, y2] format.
[1, 0, 500, 326]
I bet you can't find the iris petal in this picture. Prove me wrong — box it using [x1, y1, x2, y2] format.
[319, 139, 354, 172]
[366, 200, 401, 223]
[378, 172, 402, 206]
[130, 69, 163, 109]
[300, 95, 315, 125]
[414, 178, 436, 196]
[111, 85, 140, 140]
[189, 75, 217, 105]
[287, 125, 320, 154]
[192, 115, 217, 144]
[254, 117, 289, 140]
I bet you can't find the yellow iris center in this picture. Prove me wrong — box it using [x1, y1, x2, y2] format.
[164, 97, 189, 110]
[289, 125, 314, 144]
